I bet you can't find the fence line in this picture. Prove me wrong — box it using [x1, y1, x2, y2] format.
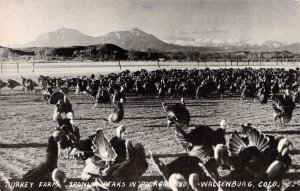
[1, 61, 300, 70]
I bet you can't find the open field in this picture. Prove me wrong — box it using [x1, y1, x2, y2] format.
[1, 64, 300, 190]
[1, 86, 300, 190]
[1, 61, 300, 81]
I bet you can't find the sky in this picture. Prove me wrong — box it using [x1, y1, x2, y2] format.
[0, 0, 299, 46]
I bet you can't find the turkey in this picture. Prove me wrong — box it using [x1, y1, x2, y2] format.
[42, 87, 54, 104]
[162, 98, 190, 129]
[109, 125, 127, 164]
[0, 79, 7, 95]
[257, 86, 269, 104]
[150, 151, 222, 191]
[241, 125, 293, 183]
[225, 125, 293, 188]
[50, 91, 74, 121]
[175, 120, 228, 151]
[95, 86, 111, 107]
[21, 131, 68, 189]
[7, 79, 21, 93]
[272, 90, 296, 126]
[107, 98, 124, 126]
[90, 140, 148, 191]
[80, 128, 117, 181]
[21, 77, 38, 92]
[51, 169, 67, 190]
[57, 118, 80, 140]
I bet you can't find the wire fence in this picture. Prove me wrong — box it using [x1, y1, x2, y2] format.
[1, 61, 300, 82]
[1, 61, 300, 73]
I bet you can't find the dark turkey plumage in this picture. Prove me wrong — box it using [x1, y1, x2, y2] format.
[162, 98, 190, 129]
[20, 133, 67, 189]
[272, 94, 295, 125]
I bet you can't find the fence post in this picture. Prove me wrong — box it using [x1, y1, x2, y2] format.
[157, 60, 160, 68]
[1, 61, 2, 74]
[17, 62, 19, 73]
[118, 61, 121, 70]
[33, 62, 35, 72]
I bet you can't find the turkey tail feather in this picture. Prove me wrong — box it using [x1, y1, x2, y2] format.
[92, 130, 117, 162]
[246, 127, 269, 152]
[228, 131, 247, 156]
[188, 145, 213, 164]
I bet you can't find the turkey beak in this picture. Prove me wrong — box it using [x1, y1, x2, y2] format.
[282, 141, 293, 156]
[281, 142, 292, 156]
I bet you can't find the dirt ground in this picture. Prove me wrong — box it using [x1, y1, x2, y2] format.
[0, 88, 300, 190]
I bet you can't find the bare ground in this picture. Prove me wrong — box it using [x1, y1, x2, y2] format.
[0, 89, 300, 190]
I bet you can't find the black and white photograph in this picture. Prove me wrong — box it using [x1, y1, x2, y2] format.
[0, 0, 300, 190]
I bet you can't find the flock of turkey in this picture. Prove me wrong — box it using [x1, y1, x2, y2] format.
[1, 67, 300, 191]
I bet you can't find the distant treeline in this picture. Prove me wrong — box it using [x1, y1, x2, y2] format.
[1, 44, 300, 62]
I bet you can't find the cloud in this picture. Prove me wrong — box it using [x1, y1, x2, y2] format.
[165, 37, 241, 47]
[164, 28, 231, 46]
[175, 28, 229, 36]
[164, 27, 230, 45]
[165, 37, 288, 47]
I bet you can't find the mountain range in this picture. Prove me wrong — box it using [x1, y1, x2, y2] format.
[16, 28, 300, 53]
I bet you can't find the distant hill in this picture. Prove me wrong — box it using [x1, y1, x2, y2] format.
[20, 28, 174, 51]
[3, 27, 299, 61]
[21, 44, 128, 61]
[0, 46, 34, 59]
[97, 28, 174, 51]
[22, 28, 99, 47]
[18, 27, 300, 53]
[280, 43, 300, 54]
[1, 44, 299, 62]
